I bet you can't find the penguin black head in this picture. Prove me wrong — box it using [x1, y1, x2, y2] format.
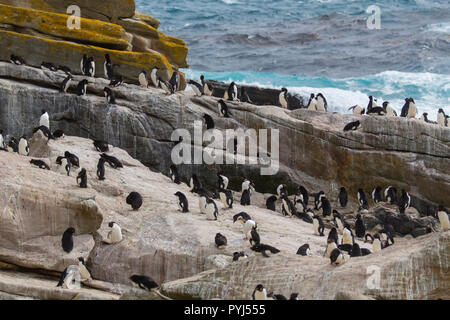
[174, 191, 183, 197]
[21, 134, 27, 139]
[290, 293, 299, 300]
[356, 213, 362, 220]
[78, 257, 85, 264]
[255, 284, 264, 292]
[200, 75, 204, 80]
[281, 87, 287, 92]
[41, 109, 46, 114]
[66, 227, 75, 234]
[108, 222, 115, 228]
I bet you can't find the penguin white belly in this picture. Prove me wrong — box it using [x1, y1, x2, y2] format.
[199, 197, 207, 214]
[243, 220, 256, 235]
[325, 243, 337, 258]
[295, 201, 304, 213]
[342, 230, 353, 245]
[279, 92, 288, 109]
[437, 113, 445, 127]
[18, 139, 28, 156]
[220, 175, 229, 189]
[220, 192, 227, 207]
[204, 83, 213, 96]
[408, 103, 417, 118]
[372, 239, 382, 253]
[108, 225, 123, 242]
[79, 264, 91, 281]
[223, 91, 229, 100]
[438, 211, 450, 231]
[316, 97, 326, 111]
[307, 100, 317, 111]
[336, 218, 344, 234]
[40, 114, 49, 129]
[60, 159, 69, 175]
[150, 71, 158, 87]
[205, 203, 216, 220]
[334, 253, 344, 265]
[190, 84, 202, 96]
[313, 219, 320, 235]
[0, 135, 3, 148]
[139, 73, 148, 87]
[353, 105, 364, 115]
[254, 289, 267, 300]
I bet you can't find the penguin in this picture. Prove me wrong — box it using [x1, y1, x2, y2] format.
[437, 109, 447, 127]
[41, 62, 58, 72]
[241, 178, 255, 194]
[218, 99, 231, 118]
[279, 88, 288, 109]
[150, 67, 159, 87]
[76, 79, 89, 96]
[130, 275, 158, 291]
[18, 135, 29, 156]
[398, 189, 411, 214]
[384, 186, 397, 205]
[383, 101, 397, 116]
[233, 251, 248, 262]
[0, 130, 4, 149]
[315, 93, 328, 112]
[173, 191, 189, 213]
[169, 165, 181, 184]
[58, 65, 72, 75]
[219, 188, 233, 209]
[293, 195, 306, 214]
[7, 137, 19, 153]
[53, 129, 65, 139]
[366, 95, 377, 112]
[10, 54, 25, 65]
[109, 75, 123, 87]
[380, 224, 395, 244]
[342, 227, 353, 246]
[188, 79, 204, 96]
[61, 227, 75, 253]
[30, 159, 50, 170]
[107, 221, 123, 243]
[298, 186, 309, 207]
[330, 248, 344, 265]
[372, 186, 383, 203]
[338, 187, 348, 208]
[312, 215, 325, 236]
[96, 158, 106, 181]
[233, 212, 252, 224]
[251, 243, 280, 257]
[200, 75, 213, 96]
[400, 98, 417, 118]
[281, 194, 295, 217]
[169, 71, 180, 92]
[56, 265, 79, 289]
[324, 238, 337, 258]
[372, 234, 382, 253]
[366, 96, 385, 115]
[39, 109, 50, 129]
[306, 93, 317, 110]
[104, 87, 116, 104]
[104, 54, 116, 80]
[240, 189, 251, 206]
[126, 192, 143, 211]
[266, 195, 277, 211]
[76, 168, 87, 188]
[420, 113, 436, 124]
[343, 120, 361, 131]
[247, 227, 260, 246]
[267, 292, 287, 300]
[199, 194, 208, 214]
[327, 227, 339, 245]
[314, 191, 325, 210]
[205, 198, 218, 220]
[83, 57, 95, 77]
[218, 173, 229, 190]
[357, 188, 369, 209]
[240, 87, 253, 104]
[56, 156, 71, 176]
[296, 244, 311, 256]
[139, 71, 148, 87]
[332, 210, 345, 234]
[349, 243, 362, 257]
[445, 115, 449, 127]
[243, 220, 257, 239]
[99, 153, 123, 169]
[33, 126, 53, 140]
[80, 54, 88, 75]
[215, 233, 227, 249]
[189, 174, 202, 193]
[348, 105, 365, 115]
[159, 78, 174, 95]
[437, 205, 449, 231]
[78, 257, 92, 282]
[319, 196, 332, 217]
[93, 140, 109, 153]
[252, 284, 268, 300]
[203, 114, 215, 130]
[64, 151, 80, 167]
[277, 184, 288, 198]
[60, 74, 74, 93]
[227, 82, 238, 101]
[355, 214, 366, 238]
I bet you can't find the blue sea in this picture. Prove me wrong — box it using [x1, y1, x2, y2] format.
[136, 0, 450, 119]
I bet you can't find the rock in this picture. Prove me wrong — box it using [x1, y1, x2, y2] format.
[334, 291, 375, 300]
[160, 232, 450, 300]
[0, 31, 172, 82]
[0, 0, 136, 23]
[411, 228, 430, 238]
[119, 288, 165, 300]
[134, 11, 161, 29]
[0, 4, 132, 50]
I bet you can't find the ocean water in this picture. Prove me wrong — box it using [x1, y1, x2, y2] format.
[136, 0, 450, 119]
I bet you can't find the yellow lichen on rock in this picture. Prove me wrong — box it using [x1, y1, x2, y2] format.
[0, 30, 173, 81]
[0, 4, 131, 50]
[134, 11, 160, 29]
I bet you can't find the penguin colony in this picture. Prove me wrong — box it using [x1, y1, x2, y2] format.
[1, 54, 449, 299]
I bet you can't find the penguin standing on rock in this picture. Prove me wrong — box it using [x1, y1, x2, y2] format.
[64, 151, 80, 167]
[83, 57, 95, 77]
[327, 228, 339, 245]
[437, 109, 447, 127]
[218, 99, 232, 118]
[170, 165, 181, 184]
[104, 87, 116, 104]
[61, 227, 75, 253]
[159, 78, 175, 95]
[398, 189, 411, 214]
[357, 189, 369, 209]
[333, 210, 345, 234]
[383, 101, 397, 116]
[324, 238, 337, 258]
[315, 93, 328, 112]
[437, 206, 449, 231]
[150, 67, 159, 88]
[338, 187, 348, 208]
[252, 284, 268, 300]
[78, 257, 92, 282]
[400, 98, 417, 118]
[281, 194, 295, 217]
[205, 198, 218, 221]
[126, 192, 143, 211]
[39, 109, 50, 129]
[247, 227, 260, 246]
[81, 54, 88, 74]
[319, 196, 331, 217]
[279, 88, 288, 109]
[189, 174, 202, 193]
[104, 54, 117, 80]
[240, 87, 252, 103]
[313, 215, 325, 236]
[227, 82, 238, 101]
[107, 222, 123, 243]
[188, 79, 204, 96]
[18, 135, 29, 156]
[60, 74, 74, 93]
[219, 188, 233, 209]
[76, 168, 87, 188]
[298, 186, 309, 207]
[314, 191, 325, 210]
[169, 71, 180, 92]
[56, 156, 71, 176]
[96, 158, 106, 181]
[218, 172, 229, 190]
[330, 248, 344, 265]
[348, 105, 365, 115]
[372, 187, 383, 203]
[355, 214, 366, 238]
[174, 191, 189, 213]
[56, 266, 79, 289]
[139, 71, 148, 87]
[200, 75, 213, 96]
[266, 195, 277, 211]
[277, 184, 288, 198]
[93, 140, 109, 153]
[306, 93, 317, 110]
[76, 79, 89, 96]
[384, 186, 397, 204]
[203, 114, 215, 130]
